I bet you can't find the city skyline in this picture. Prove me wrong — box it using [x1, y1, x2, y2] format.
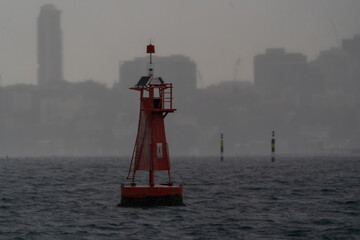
[0, 0, 359, 87]
[0, 32, 359, 156]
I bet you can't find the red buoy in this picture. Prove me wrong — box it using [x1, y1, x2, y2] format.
[119, 44, 184, 207]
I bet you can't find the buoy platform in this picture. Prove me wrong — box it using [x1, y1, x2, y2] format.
[119, 184, 184, 207]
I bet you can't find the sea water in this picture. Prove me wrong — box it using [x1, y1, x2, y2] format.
[1, 156, 359, 239]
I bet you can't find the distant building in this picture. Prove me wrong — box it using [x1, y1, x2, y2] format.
[254, 48, 308, 91]
[119, 55, 197, 96]
[311, 48, 353, 92]
[342, 35, 360, 61]
[342, 35, 360, 89]
[37, 4, 63, 86]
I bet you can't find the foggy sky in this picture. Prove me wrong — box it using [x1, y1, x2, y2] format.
[0, 0, 359, 87]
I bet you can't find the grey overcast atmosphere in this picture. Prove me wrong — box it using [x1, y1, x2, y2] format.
[0, 0, 360, 156]
[1, 3, 360, 237]
[0, 0, 359, 87]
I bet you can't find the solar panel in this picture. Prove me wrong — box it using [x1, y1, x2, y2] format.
[136, 76, 151, 86]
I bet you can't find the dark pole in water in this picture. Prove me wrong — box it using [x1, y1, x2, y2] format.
[271, 131, 275, 162]
[220, 133, 224, 162]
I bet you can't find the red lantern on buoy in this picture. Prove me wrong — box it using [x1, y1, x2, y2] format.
[119, 44, 183, 207]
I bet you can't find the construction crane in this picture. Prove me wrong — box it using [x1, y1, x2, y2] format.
[330, 18, 340, 48]
[233, 58, 241, 81]
[197, 69, 204, 88]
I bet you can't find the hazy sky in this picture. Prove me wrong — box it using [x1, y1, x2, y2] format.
[0, 0, 359, 87]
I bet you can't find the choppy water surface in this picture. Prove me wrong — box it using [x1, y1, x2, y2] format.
[1, 156, 359, 239]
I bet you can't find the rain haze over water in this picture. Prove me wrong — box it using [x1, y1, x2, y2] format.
[0, 0, 359, 156]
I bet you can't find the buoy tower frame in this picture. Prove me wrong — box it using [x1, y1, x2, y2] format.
[119, 44, 183, 207]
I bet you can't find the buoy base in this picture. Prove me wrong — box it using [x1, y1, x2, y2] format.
[119, 184, 184, 207]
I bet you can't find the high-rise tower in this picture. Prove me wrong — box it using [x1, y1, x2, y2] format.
[37, 4, 63, 86]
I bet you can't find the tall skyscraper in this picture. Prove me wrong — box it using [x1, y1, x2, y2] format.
[37, 4, 63, 86]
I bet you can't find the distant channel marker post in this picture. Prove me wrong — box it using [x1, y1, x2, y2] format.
[271, 131, 275, 162]
[220, 133, 224, 162]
